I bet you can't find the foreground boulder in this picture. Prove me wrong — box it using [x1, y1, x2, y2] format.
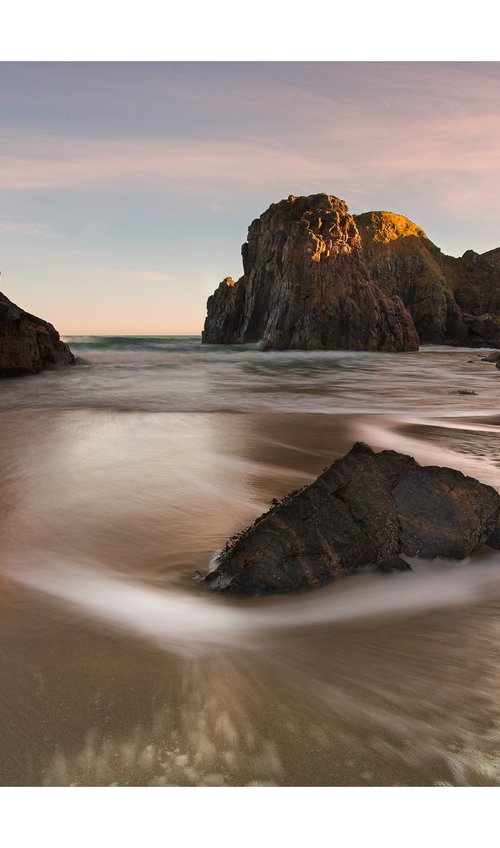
[0, 292, 74, 377]
[203, 443, 500, 595]
[202, 194, 419, 352]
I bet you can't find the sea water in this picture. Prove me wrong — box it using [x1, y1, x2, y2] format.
[1, 337, 500, 785]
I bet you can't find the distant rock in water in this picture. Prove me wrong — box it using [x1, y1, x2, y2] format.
[202, 194, 419, 351]
[203, 443, 500, 595]
[0, 292, 74, 377]
[356, 211, 500, 347]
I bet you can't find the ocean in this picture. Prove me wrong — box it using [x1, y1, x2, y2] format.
[1, 336, 500, 785]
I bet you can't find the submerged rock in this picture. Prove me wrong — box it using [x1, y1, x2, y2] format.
[0, 291, 74, 377]
[481, 351, 500, 362]
[203, 443, 500, 595]
[202, 194, 419, 352]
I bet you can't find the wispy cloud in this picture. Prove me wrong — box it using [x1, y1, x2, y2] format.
[0, 136, 323, 192]
[2, 105, 500, 200]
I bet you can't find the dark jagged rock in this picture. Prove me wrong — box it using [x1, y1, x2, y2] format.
[452, 249, 500, 319]
[203, 193, 500, 351]
[482, 247, 500, 266]
[202, 194, 419, 352]
[0, 291, 74, 377]
[355, 211, 500, 347]
[201, 277, 245, 346]
[203, 443, 500, 595]
[374, 449, 500, 559]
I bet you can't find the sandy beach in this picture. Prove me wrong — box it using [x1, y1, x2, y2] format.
[2, 338, 500, 785]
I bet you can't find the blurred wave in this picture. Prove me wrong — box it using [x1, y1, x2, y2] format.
[7, 553, 500, 657]
[0, 336, 497, 416]
[2, 336, 500, 786]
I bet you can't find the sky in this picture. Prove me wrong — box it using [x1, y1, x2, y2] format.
[1, 61, 500, 334]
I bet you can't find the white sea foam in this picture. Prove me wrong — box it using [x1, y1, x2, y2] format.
[0, 339, 498, 416]
[3, 337, 500, 785]
[7, 550, 500, 657]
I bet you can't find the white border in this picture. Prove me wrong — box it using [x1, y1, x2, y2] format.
[1, 0, 499, 61]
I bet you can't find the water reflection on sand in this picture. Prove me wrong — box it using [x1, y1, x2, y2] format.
[1, 344, 500, 785]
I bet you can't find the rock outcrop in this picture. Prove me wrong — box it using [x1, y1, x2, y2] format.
[481, 247, 500, 266]
[203, 443, 500, 595]
[356, 211, 500, 347]
[0, 292, 74, 377]
[202, 194, 419, 351]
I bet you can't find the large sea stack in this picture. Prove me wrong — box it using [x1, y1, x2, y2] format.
[203, 443, 500, 596]
[0, 292, 74, 377]
[202, 194, 419, 352]
[356, 211, 500, 347]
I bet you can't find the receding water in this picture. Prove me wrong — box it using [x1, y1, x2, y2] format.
[1, 337, 500, 785]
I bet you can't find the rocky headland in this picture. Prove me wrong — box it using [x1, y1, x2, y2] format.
[202, 194, 419, 352]
[0, 291, 74, 377]
[203, 443, 500, 595]
[203, 193, 500, 350]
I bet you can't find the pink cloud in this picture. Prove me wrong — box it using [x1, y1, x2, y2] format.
[1, 108, 500, 199]
[0, 136, 324, 191]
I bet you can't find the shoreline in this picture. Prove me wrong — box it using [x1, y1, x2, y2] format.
[1, 356, 500, 786]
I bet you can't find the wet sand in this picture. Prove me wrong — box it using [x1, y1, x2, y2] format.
[2, 407, 500, 785]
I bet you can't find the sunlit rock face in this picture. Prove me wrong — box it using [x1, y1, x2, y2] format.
[0, 292, 74, 377]
[356, 211, 500, 347]
[202, 194, 419, 351]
